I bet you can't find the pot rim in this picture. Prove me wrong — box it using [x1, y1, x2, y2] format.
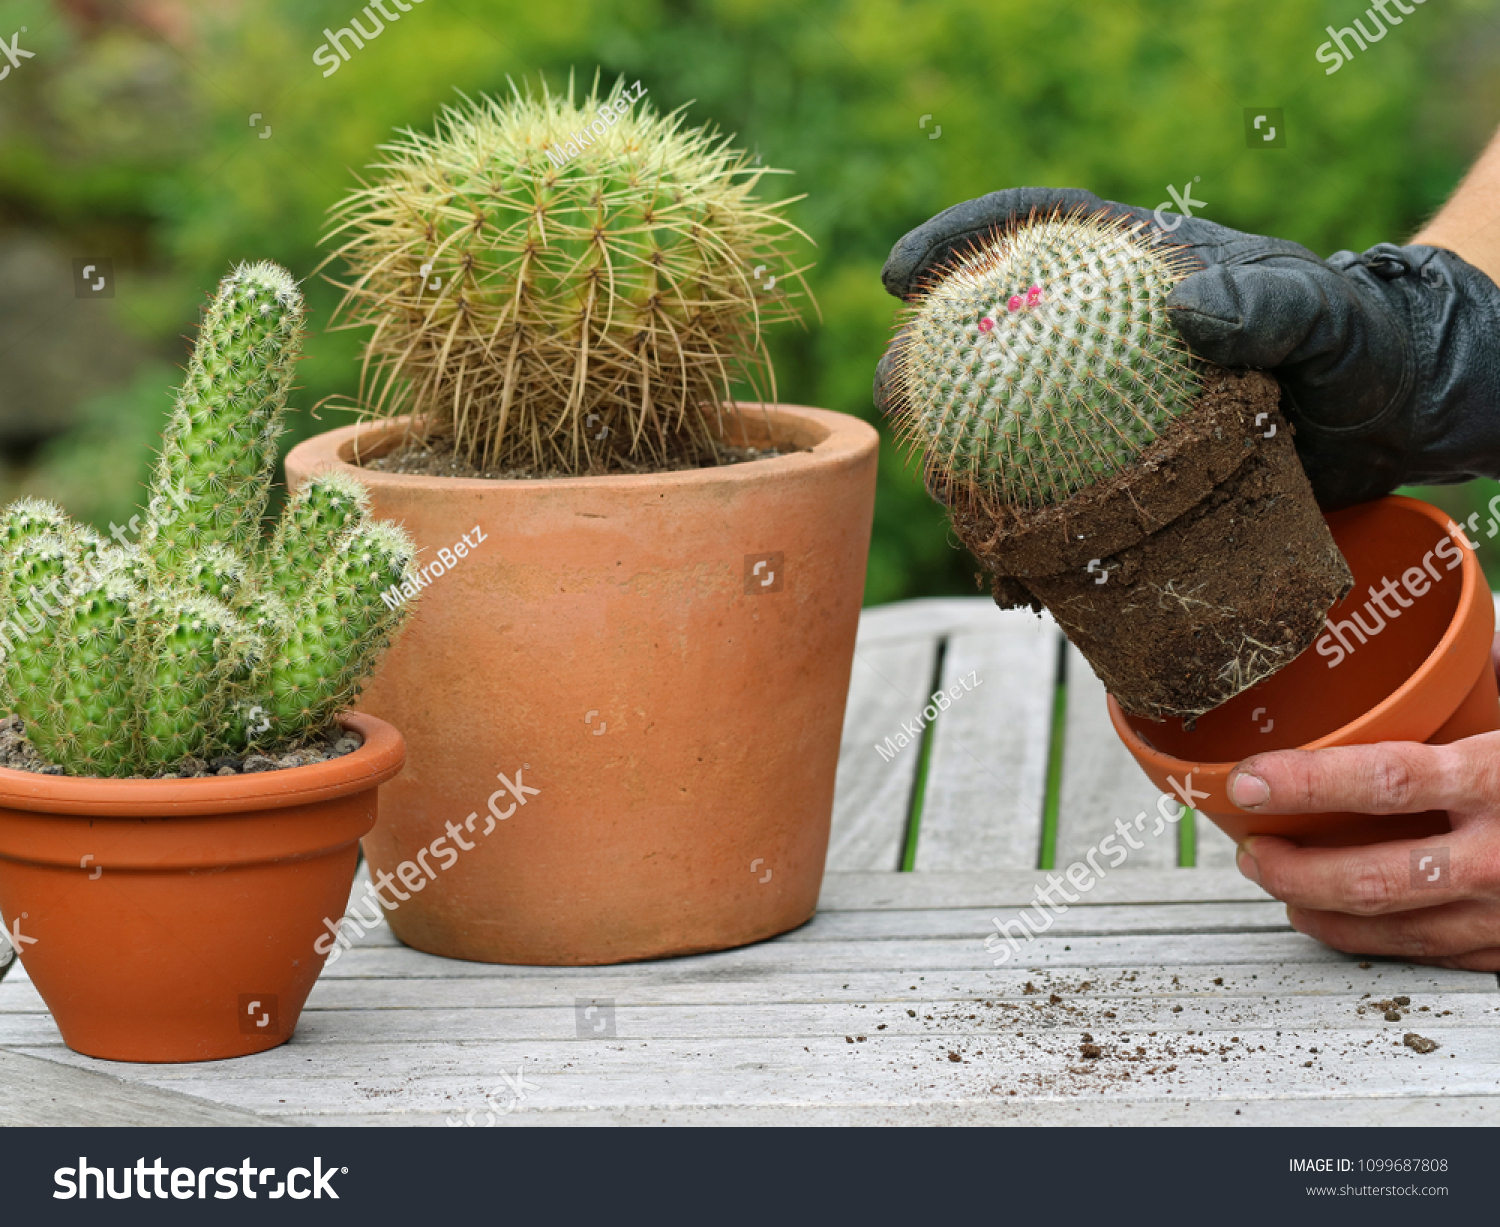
[0, 711, 405, 818]
[954, 368, 1282, 578]
[1108, 494, 1490, 774]
[283, 402, 878, 494]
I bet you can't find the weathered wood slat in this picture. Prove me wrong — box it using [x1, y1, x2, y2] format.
[276, 1096, 1500, 1126]
[18, 1023, 1490, 1117]
[301, 864, 1290, 954]
[231, 931, 1394, 978]
[819, 868, 1268, 910]
[771, 900, 1291, 941]
[6, 959, 1484, 1022]
[7, 931, 1487, 1028]
[323, 868, 1278, 959]
[7, 992, 1491, 1052]
[827, 638, 937, 871]
[914, 615, 1058, 872]
[328, 868, 1274, 946]
[0, 1047, 278, 1126]
[853, 596, 1018, 645]
[1057, 643, 1178, 870]
[5, 996, 1488, 1050]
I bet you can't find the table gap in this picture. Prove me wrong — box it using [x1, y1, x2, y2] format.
[898, 637, 947, 871]
[1038, 635, 1067, 871]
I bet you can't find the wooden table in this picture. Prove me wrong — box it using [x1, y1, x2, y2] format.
[3, 598, 1498, 1126]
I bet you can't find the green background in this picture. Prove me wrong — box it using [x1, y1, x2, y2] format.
[2, 0, 1498, 603]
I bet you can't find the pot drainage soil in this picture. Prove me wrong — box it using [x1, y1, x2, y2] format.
[945, 367, 1353, 720]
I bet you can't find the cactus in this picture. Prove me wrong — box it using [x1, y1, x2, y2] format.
[888, 211, 1203, 510]
[0, 261, 419, 777]
[323, 73, 814, 474]
[136, 593, 258, 769]
[1, 498, 68, 558]
[262, 521, 415, 737]
[0, 530, 78, 733]
[267, 471, 371, 606]
[33, 569, 139, 776]
[142, 261, 303, 581]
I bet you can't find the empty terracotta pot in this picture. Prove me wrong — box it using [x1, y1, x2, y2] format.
[284, 404, 879, 965]
[1111, 496, 1499, 847]
[0, 712, 404, 1062]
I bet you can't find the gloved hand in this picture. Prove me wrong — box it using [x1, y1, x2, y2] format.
[874, 187, 1500, 510]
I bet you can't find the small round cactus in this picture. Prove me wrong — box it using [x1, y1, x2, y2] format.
[888, 210, 1203, 509]
[323, 74, 813, 473]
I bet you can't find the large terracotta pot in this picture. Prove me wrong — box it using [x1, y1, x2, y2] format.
[285, 404, 879, 965]
[1111, 496, 1499, 847]
[0, 712, 404, 1062]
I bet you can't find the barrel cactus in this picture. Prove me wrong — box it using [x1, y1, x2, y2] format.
[888, 211, 1203, 509]
[0, 261, 419, 778]
[322, 74, 813, 474]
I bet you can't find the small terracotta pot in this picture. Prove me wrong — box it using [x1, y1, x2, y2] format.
[0, 713, 404, 1062]
[285, 404, 879, 965]
[1110, 496, 1499, 847]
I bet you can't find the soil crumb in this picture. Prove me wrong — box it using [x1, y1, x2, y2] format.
[1403, 1033, 1439, 1054]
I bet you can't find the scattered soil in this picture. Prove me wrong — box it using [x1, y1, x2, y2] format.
[1362, 996, 1413, 1023]
[947, 367, 1353, 719]
[899, 963, 1461, 1100]
[363, 436, 797, 481]
[0, 714, 362, 779]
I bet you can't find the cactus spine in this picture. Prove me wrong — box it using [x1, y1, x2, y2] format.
[889, 211, 1203, 510]
[0, 261, 419, 777]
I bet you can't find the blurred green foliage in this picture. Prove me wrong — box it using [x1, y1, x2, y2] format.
[1, 0, 1498, 601]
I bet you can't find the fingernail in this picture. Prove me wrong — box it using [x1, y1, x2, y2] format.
[1229, 771, 1270, 809]
[1285, 904, 1306, 933]
[1236, 840, 1261, 885]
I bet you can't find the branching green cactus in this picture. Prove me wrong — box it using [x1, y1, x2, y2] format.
[0, 261, 419, 777]
[889, 211, 1203, 510]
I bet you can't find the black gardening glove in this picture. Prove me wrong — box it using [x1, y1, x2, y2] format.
[874, 187, 1500, 510]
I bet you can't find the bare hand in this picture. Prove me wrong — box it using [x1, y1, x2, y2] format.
[1229, 641, 1500, 971]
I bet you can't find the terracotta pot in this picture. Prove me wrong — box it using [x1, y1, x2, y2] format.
[284, 404, 879, 965]
[1110, 496, 1499, 847]
[0, 712, 404, 1062]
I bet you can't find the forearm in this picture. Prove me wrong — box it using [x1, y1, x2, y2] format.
[1410, 125, 1500, 284]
